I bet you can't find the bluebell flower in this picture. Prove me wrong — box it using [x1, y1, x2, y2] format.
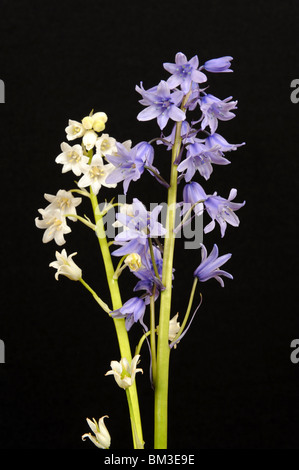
[177, 139, 230, 181]
[111, 297, 146, 331]
[136, 80, 185, 130]
[163, 52, 207, 94]
[205, 132, 245, 154]
[105, 141, 155, 194]
[157, 120, 197, 150]
[112, 198, 166, 256]
[204, 188, 245, 237]
[199, 94, 238, 134]
[203, 56, 233, 73]
[194, 244, 233, 287]
[182, 181, 205, 216]
[133, 245, 165, 302]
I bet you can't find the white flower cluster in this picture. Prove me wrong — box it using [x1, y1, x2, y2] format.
[35, 189, 82, 245]
[35, 111, 121, 281]
[35, 111, 119, 249]
[57, 111, 119, 196]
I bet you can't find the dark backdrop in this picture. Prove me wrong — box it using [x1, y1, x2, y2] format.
[0, 0, 298, 451]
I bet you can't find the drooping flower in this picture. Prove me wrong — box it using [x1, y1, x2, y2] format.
[65, 119, 85, 141]
[82, 129, 98, 151]
[124, 253, 143, 272]
[203, 56, 233, 73]
[177, 139, 230, 181]
[199, 94, 238, 134]
[204, 188, 245, 237]
[136, 80, 185, 130]
[182, 181, 205, 216]
[111, 297, 146, 331]
[132, 244, 165, 303]
[82, 416, 111, 449]
[105, 355, 143, 389]
[49, 249, 82, 281]
[205, 132, 245, 155]
[55, 142, 89, 176]
[194, 244, 233, 287]
[112, 199, 166, 256]
[163, 52, 207, 93]
[78, 155, 117, 195]
[42, 190, 82, 221]
[35, 208, 71, 245]
[105, 141, 154, 194]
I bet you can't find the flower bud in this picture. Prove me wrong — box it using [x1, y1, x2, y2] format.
[124, 253, 142, 272]
[82, 116, 94, 130]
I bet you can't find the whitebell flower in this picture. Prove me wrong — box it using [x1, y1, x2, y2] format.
[55, 142, 89, 176]
[82, 416, 111, 449]
[95, 133, 117, 158]
[78, 155, 117, 195]
[157, 313, 181, 348]
[65, 119, 85, 141]
[105, 355, 143, 389]
[43, 190, 82, 221]
[82, 129, 98, 151]
[35, 208, 71, 245]
[49, 249, 82, 281]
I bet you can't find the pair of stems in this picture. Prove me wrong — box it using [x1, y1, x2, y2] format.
[87, 93, 188, 448]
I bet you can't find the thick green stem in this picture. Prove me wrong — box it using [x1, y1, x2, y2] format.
[154, 122, 182, 449]
[154, 91, 191, 449]
[90, 189, 143, 449]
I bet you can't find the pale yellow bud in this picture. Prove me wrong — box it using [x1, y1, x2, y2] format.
[125, 253, 142, 272]
[82, 116, 94, 130]
[93, 119, 106, 132]
[93, 112, 108, 123]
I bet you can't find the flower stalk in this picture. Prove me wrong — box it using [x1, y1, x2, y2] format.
[89, 188, 143, 449]
[154, 91, 191, 449]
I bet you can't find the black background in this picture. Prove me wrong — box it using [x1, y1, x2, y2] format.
[0, 0, 298, 451]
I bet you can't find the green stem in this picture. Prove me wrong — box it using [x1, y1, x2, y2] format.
[79, 277, 111, 314]
[154, 92, 191, 449]
[89, 189, 143, 449]
[150, 287, 157, 385]
[169, 277, 198, 348]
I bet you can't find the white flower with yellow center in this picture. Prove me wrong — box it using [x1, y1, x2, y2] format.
[95, 133, 117, 158]
[65, 119, 85, 141]
[35, 208, 71, 245]
[82, 416, 111, 449]
[55, 142, 89, 176]
[105, 355, 143, 390]
[78, 156, 117, 195]
[49, 249, 82, 281]
[43, 190, 82, 221]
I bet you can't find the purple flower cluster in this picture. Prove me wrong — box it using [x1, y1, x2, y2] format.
[111, 199, 166, 330]
[109, 51, 245, 332]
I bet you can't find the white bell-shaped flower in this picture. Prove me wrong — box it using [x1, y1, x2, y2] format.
[49, 249, 82, 281]
[105, 355, 143, 390]
[82, 416, 111, 449]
